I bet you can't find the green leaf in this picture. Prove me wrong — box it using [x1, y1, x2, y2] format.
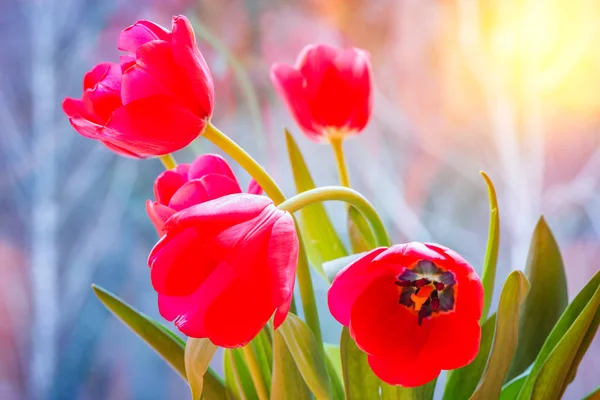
[470, 271, 530, 400]
[251, 329, 273, 390]
[271, 326, 311, 400]
[529, 284, 600, 399]
[517, 269, 600, 399]
[92, 284, 187, 377]
[507, 217, 568, 381]
[583, 386, 600, 400]
[325, 360, 345, 400]
[499, 370, 529, 400]
[324, 343, 342, 382]
[224, 348, 259, 400]
[285, 130, 348, 277]
[348, 205, 376, 253]
[340, 327, 380, 399]
[380, 380, 436, 400]
[443, 314, 496, 399]
[278, 313, 331, 399]
[479, 171, 500, 323]
[185, 338, 218, 400]
[91, 285, 226, 399]
[565, 297, 600, 385]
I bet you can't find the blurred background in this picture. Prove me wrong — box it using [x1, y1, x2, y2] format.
[1, 0, 599, 398]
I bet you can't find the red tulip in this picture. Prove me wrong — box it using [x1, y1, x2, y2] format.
[146, 154, 261, 236]
[148, 194, 298, 347]
[328, 242, 484, 387]
[63, 16, 214, 157]
[271, 43, 372, 142]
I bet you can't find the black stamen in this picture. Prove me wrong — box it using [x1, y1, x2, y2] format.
[431, 298, 440, 311]
[395, 280, 412, 287]
[415, 278, 430, 288]
[435, 282, 445, 291]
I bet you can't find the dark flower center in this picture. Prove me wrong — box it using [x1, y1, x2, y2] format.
[394, 260, 456, 325]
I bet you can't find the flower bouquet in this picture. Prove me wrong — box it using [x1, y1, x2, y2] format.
[62, 15, 600, 400]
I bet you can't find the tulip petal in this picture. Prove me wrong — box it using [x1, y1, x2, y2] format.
[333, 48, 372, 132]
[120, 55, 136, 73]
[188, 154, 237, 182]
[118, 20, 171, 53]
[247, 179, 263, 195]
[150, 227, 219, 296]
[368, 352, 441, 387]
[83, 62, 118, 91]
[349, 276, 429, 357]
[103, 95, 203, 156]
[171, 15, 214, 118]
[154, 169, 189, 205]
[146, 200, 176, 235]
[426, 314, 481, 370]
[62, 98, 103, 138]
[327, 247, 387, 326]
[373, 242, 447, 271]
[296, 43, 339, 82]
[121, 40, 200, 114]
[163, 194, 272, 233]
[102, 141, 144, 158]
[158, 262, 236, 338]
[204, 273, 275, 348]
[168, 175, 242, 211]
[270, 63, 321, 140]
[266, 214, 298, 322]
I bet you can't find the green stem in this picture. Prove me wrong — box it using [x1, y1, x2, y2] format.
[241, 345, 269, 400]
[203, 122, 320, 343]
[278, 186, 391, 248]
[159, 154, 177, 170]
[330, 137, 350, 187]
[203, 123, 286, 205]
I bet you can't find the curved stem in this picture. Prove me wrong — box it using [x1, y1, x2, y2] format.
[203, 123, 286, 205]
[278, 186, 391, 248]
[330, 137, 350, 187]
[203, 122, 320, 345]
[159, 154, 177, 170]
[241, 345, 269, 400]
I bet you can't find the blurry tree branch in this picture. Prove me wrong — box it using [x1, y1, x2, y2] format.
[60, 159, 138, 326]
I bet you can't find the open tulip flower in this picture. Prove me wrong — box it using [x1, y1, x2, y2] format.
[66, 13, 600, 400]
[328, 243, 484, 387]
[148, 194, 298, 348]
[146, 154, 261, 236]
[63, 15, 213, 157]
[271, 43, 372, 143]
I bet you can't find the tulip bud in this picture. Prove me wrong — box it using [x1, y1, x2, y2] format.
[271, 43, 372, 143]
[63, 16, 214, 157]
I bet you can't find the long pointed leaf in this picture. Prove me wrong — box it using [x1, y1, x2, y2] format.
[91, 284, 226, 399]
[285, 130, 347, 277]
[444, 314, 496, 399]
[530, 285, 600, 399]
[185, 338, 218, 400]
[479, 171, 500, 322]
[584, 386, 600, 400]
[278, 313, 331, 399]
[499, 369, 530, 400]
[348, 205, 375, 253]
[381, 380, 436, 400]
[340, 327, 380, 399]
[517, 270, 600, 399]
[225, 348, 259, 400]
[508, 217, 568, 380]
[271, 325, 311, 400]
[470, 271, 529, 400]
